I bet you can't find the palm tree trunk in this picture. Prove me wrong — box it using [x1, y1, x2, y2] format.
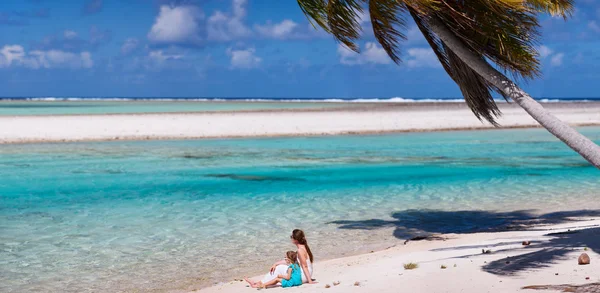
[427, 17, 600, 168]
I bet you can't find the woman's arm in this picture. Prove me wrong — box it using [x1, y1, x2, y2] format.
[269, 259, 287, 273]
[297, 248, 314, 284]
[277, 268, 292, 280]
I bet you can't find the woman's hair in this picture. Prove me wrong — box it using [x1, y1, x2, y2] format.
[291, 229, 313, 262]
[286, 251, 298, 264]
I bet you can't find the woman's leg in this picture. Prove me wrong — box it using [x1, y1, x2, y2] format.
[260, 265, 288, 283]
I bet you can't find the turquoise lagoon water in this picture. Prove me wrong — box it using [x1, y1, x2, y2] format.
[1, 98, 597, 116]
[1, 128, 599, 292]
[0, 101, 355, 116]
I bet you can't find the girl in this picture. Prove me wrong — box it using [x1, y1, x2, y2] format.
[259, 229, 315, 285]
[246, 251, 302, 289]
[246, 229, 315, 288]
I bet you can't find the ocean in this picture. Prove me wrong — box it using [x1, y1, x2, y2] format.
[0, 97, 598, 116]
[1, 127, 599, 292]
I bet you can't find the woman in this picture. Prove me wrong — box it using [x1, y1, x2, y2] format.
[245, 229, 315, 287]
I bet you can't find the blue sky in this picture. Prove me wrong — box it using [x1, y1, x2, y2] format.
[0, 0, 599, 98]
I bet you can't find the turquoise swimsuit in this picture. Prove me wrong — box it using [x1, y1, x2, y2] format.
[280, 263, 302, 288]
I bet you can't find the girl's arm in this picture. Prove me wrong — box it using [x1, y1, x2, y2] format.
[297, 248, 314, 284]
[277, 267, 292, 280]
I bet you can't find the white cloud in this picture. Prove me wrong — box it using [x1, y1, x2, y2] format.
[362, 43, 392, 64]
[121, 38, 139, 55]
[149, 50, 184, 63]
[550, 53, 564, 67]
[147, 5, 203, 45]
[337, 42, 390, 65]
[63, 30, 78, 39]
[0, 44, 93, 69]
[122, 49, 192, 72]
[32, 50, 93, 69]
[255, 19, 298, 39]
[537, 45, 564, 67]
[227, 47, 261, 69]
[207, 0, 251, 41]
[0, 45, 27, 68]
[406, 48, 440, 68]
[588, 21, 600, 33]
[538, 45, 553, 58]
[146, 0, 322, 44]
[232, 0, 246, 18]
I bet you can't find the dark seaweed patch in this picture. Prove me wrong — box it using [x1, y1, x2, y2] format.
[180, 154, 213, 159]
[204, 173, 305, 182]
[71, 169, 124, 174]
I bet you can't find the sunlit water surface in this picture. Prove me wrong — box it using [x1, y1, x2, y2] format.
[0, 101, 354, 116]
[1, 127, 599, 292]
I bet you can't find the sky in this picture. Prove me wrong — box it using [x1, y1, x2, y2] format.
[0, 0, 599, 98]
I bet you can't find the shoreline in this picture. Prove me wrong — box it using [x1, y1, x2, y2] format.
[198, 218, 600, 293]
[1, 102, 599, 144]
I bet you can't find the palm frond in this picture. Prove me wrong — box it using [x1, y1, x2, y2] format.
[409, 7, 503, 124]
[296, 0, 570, 124]
[525, 0, 574, 18]
[297, 0, 330, 32]
[427, 0, 542, 80]
[445, 46, 504, 125]
[368, 0, 408, 64]
[326, 0, 365, 52]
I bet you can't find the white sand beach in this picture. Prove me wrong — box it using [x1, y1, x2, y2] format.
[1, 102, 599, 143]
[199, 219, 600, 293]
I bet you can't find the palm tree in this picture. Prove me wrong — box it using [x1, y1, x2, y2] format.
[296, 0, 600, 168]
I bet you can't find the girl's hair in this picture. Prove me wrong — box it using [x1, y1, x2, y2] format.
[291, 229, 313, 262]
[286, 251, 298, 264]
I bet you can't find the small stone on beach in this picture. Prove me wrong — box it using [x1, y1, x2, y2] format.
[578, 253, 591, 265]
[522, 241, 531, 246]
[555, 273, 559, 276]
[325, 284, 330, 288]
[586, 277, 590, 280]
[333, 281, 340, 286]
[354, 281, 360, 286]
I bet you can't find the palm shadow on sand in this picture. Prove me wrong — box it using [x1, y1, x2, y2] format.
[328, 209, 600, 277]
[481, 226, 600, 276]
[329, 209, 600, 240]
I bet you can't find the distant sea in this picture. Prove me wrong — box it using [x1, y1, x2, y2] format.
[0, 97, 598, 116]
[1, 127, 599, 292]
[1, 96, 599, 102]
